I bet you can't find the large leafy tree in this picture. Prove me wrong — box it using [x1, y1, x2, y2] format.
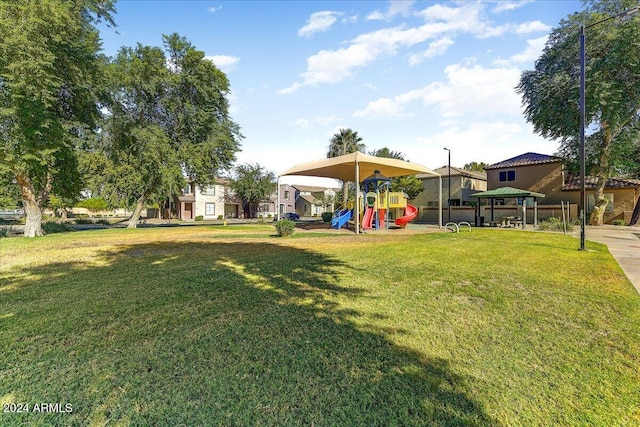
[516, 0, 640, 225]
[229, 163, 276, 219]
[101, 34, 242, 228]
[327, 128, 365, 205]
[370, 147, 424, 199]
[0, 0, 115, 236]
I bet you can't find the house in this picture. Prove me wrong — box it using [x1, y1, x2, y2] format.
[292, 185, 337, 217]
[276, 184, 297, 217]
[413, 166, 487, 208]
[176, 179, 240, 220]
[484, 152, 640, 224]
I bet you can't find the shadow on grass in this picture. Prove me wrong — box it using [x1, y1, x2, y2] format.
[0, 241, 497, 426]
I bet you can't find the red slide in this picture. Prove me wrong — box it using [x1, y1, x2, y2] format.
[394, 204, 418, 227]
[362, 206, 375, 229]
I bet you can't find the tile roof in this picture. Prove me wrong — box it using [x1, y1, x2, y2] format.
[417, 166, 486, 180]
[563, 175, 640, 191]
[484, 152, 562, 170]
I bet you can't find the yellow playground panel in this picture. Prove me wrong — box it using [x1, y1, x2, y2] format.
[365, 191, 408, 221]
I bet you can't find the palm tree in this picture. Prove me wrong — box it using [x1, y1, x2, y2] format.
[327, 129, 365, 205]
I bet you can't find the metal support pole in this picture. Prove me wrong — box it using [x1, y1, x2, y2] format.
[579, 25, 586, 250]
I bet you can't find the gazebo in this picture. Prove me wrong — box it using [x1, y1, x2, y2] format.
[471, 186, 545, 228]
[278, 152, 441, 233]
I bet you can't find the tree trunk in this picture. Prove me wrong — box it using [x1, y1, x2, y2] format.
[127, 194, 147, 229]
[342, 181, 349, 206]
[588, 127, 612, 226]
[15, 172, 45, 237]
[629, 194, 640, 226]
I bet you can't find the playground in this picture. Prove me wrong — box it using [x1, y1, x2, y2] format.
[279, 152, 440, 233]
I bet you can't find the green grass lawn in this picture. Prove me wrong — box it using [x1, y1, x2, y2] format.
[1, 225, 639, 426]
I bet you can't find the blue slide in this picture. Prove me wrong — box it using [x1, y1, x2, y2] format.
[331, 209, 352, 229]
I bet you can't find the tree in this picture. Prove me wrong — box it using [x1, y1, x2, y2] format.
[371, 147, 424, 199]
[229, 163, 276, 219]
[0, 0, 115, 236]
[327, 128, 365, 205]
[464, 162, 488, 173]
[516, 0, 640, 225]
[102, 34, 242, 228]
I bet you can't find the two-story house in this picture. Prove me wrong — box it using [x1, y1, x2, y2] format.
[293, 185, 337, 217]
[485, 152, 640, 223]
[177, 179, 240, 220]
[413, 166, 487, 208]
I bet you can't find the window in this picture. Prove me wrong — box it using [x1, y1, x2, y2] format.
[499, 170, 516, 182]
[202, 186, 215, 195]
[205, 203, 215, 216]
[183, 184, 192, 194]
[284, 190, 290, 199]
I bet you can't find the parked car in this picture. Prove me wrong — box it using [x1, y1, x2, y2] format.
[284, 212, 300, 220]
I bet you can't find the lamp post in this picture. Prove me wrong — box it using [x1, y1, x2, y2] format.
[579, 5, 639, 251]
[443, 147, 451, 223]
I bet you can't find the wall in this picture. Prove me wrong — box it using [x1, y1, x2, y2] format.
[562, 187, 638, 224]
[486, 162, 565, 204]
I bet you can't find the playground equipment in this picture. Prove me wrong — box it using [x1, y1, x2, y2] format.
[360, 170, 417, 230]
[331, 208, 352, 229]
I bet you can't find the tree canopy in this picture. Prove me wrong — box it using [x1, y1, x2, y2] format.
[370, 147, 424, 199]
[328, 128, 365, 204]
[0, 0, 115, 236]
[516, 0, 640, 225]
[229, 163, 276, 219]
[98, 34, 242, 227]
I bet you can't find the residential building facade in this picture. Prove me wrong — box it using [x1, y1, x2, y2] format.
[413, 166, 487, 208]
[484, 152, 640, 224]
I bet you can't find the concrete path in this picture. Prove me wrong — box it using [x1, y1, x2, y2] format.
[576, 226, 640, 294]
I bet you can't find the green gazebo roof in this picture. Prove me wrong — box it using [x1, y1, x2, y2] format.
[471, 187, 545, 199]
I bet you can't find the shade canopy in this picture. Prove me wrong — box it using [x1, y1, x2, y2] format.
[471, 187, 545, 199]
[278, 151, 439, 182]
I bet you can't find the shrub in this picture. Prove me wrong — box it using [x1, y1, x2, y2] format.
[321, 212, 333, 222]
[275, 219, 295, 237]
[538, 217, 573, 232]
[612, 219, 625, 226]
[218, 215, 224, 220]
[195, 215, 203, 221]
[94, 219, 111, 225]
[1, 225, 17, 237]
[42, 222, 74, 234]
[74, 218, 94, 225]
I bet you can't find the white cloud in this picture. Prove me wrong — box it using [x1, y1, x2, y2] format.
[514, 20, 551, 34]
[411, 120, 555, 167]
[492, 1, 533, 14]
[292, 115, 338, 129]
[409, 37, 454, 65]
[298, 11, 342, 37]
[204, 55, 240, 73]
[207, 5, 221, 14]
[355, 63, 523, 119]
[367, 0, 415, 21]
[421, 64, 523, 118]
[281, 2, 514, 93]
[493, 35, 547, 66]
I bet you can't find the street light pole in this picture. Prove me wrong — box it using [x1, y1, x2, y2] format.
[579, 5, 640, 251]
[579, 24, 586, 251]
[444, 147, 451, 223]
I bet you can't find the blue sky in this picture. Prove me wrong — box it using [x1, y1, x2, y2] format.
[99, 0, 584, 185]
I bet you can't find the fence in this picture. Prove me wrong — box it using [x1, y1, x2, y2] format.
[416, 204, 579, 226]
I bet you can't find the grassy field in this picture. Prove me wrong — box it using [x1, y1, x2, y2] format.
[1, 225, 639, 426]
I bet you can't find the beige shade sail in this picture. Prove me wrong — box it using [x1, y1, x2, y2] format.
[278, 151, 441, 233]
[278, 151, 439, 181]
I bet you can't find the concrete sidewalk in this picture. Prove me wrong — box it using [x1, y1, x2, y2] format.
[575, 226, 640, 294]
